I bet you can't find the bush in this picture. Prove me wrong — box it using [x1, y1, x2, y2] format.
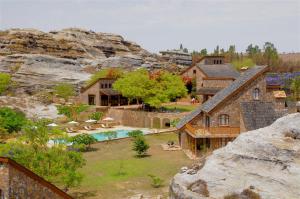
[128, 130, 143, 138]
[0, 73, 11, 95]
[69, 133, 97, 151]
[53, 83, 75, 101]
[0, 107, 27, 133]
[132, 135, 149, 157]
[89, 112, 103, 121]
[148, 174, 164, 188]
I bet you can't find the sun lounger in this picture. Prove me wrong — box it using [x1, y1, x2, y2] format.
[65, 128, 74, 133]
[84, 126, 91, 130]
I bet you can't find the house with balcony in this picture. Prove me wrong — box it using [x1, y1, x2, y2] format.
[80, 78, 130, 106]
[176, 65, 287, 157]
[181, 55, 240, 103]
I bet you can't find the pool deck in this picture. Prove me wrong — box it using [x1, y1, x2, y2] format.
[68, 126, 176, 137]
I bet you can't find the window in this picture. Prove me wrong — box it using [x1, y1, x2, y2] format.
[101, 84, 104, 89]
[105, 84, 108, 88]
[205, 116, 210, 127]
[218, 114, 229, 126]
[193, 69, 196, 74]
[88, 95, 95, 105]
[253, 88, 260, 100]
[108, 83, 112, 88]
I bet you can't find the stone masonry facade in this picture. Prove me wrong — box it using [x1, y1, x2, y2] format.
[0, 159, 70, 199]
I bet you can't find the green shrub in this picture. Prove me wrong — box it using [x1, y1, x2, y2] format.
[69, 133, 97, 151]
[148, 174, 164, 188]
[89, 112, 103, 121]
[53, 83, 75, 101]
[128, 130, 143, 138]
[0, 73, 11, 95]
[132, 135, 149, 157]
[0, 107, 27, 133]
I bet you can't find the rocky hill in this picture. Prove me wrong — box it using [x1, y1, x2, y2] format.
[170, 113, 300, 199]
[0, 28, 161, 93]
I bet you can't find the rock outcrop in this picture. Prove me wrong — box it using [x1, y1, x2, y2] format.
[170, 113, 300, 199]
[0, 28, 161, 93]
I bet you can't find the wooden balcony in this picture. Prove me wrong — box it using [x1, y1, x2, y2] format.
[185, 123, 240, 138]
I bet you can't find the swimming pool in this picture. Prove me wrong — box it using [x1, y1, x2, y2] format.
[90, 129, 150, 141]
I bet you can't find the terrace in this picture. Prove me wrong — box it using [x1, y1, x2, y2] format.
[185, 123, 240, 138]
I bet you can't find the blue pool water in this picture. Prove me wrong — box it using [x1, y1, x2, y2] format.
[90, 129, 149, 141]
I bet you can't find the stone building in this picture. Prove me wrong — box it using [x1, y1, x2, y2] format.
[0, 157, 72, 199]
[176, 66, 288, 157]
[80, 78, 131, 106]
[159, 46, 192, 66]
[181, 56, 240, 103]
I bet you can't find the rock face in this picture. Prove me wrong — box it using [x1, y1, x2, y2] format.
[0, 28, 161, 93]
[170, 113, 300, 199]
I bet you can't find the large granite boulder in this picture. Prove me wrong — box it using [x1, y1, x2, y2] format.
[170, 113, 300, 199]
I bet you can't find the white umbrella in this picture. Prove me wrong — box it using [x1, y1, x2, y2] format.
[85, 119, 97, 123]
[47, 123, 58, 127]
[102, 117, 114, 121]
[68, 121, 79, 124]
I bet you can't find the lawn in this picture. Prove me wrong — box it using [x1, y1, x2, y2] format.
[162, 104, 197, 112]
[69, 132, 194, 199]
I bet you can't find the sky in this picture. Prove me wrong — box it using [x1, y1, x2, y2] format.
[0, 0, 300, 53]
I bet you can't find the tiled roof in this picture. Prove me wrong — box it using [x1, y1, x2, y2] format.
[176, 106, 202, 129]
[197, 64, 240, 78]
[240, 101, 278, 131]
[176, 65, 268, 129]
[197, 87, 221, 95]
[201, 65, 268, 113]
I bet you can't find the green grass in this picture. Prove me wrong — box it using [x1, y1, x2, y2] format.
[162, 104, 197, 112]
[70, 133, 194, 199]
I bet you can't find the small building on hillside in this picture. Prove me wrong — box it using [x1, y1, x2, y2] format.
[160, 45, 192, 66]
[176, 66, 288, 158]
[0, 157, 72, 199]
[80, 78, 130, 106]
[181, 55, 240, 103]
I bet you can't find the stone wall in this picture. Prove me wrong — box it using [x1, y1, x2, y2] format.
[80, 81, 100, 105]
[107, 109, 188, 128]
[202, 79, 233, 88]
[181, 65, 206, 90]
[0, 162, 9, 198]
[0, 161, 67, 199]
[209, 74, 269, 128]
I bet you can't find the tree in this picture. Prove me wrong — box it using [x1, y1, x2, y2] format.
[132, 135, 149, 157]
[69, 133, 97, 151]
[103, 131, 117, 143]
[263, 42, 279, 66]
[89, 112, 103, 121]
[156, 72, 187, 101]
[200, 49, 208, 56]
[113, 70, 187, 108]
[0, 73, 11, 95]
[232, 58, 255, 70]
[0, 119, 85, 191]
[291, 76, 300, 100]
[227, 45, 236, 62]
[53, 83, 75, 101]
[113, 69, 153, 104]
[213, 45, 220, 55]
[56, 104, 89, 121]
[0, 107, 27, 133]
